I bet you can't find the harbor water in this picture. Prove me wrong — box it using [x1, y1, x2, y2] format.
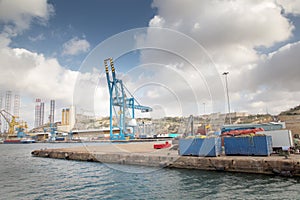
[0, 143, 299, 199]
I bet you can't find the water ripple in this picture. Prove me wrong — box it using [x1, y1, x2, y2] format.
[0, 144, 300, 199]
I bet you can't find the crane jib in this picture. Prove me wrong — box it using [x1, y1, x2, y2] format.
[103, 58, 153, 140]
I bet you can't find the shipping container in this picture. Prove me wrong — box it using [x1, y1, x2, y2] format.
[222, 122, 285, 133]
[224, 135, 272, 156]
[179, 137, 221, 157]
[256, 130, 294, 150]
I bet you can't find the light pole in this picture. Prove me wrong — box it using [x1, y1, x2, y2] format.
[203, 102, 206, 135]
[223, 72, 231, 124]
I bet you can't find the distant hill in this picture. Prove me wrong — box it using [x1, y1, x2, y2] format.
[278, 104, 300, 135]
[280, 105, 300, 115]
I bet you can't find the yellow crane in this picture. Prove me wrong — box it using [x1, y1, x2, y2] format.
[0, 109, 21, 135]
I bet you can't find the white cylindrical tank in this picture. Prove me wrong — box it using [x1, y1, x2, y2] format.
[128, 119, 137, 127]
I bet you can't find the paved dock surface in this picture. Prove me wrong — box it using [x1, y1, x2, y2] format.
[52, 142, 175, 153]
[32, 142, 300, 177]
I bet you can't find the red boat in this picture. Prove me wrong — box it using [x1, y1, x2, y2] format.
[154, 141, 171, 149]
[3, 139, 21, 144]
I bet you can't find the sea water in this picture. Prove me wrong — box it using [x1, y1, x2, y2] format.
[0, 143, 299, 199]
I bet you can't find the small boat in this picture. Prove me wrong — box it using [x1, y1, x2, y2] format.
[4, 139, 21, 144]
[55, 137, 65, 141]
[153, 141, 171, 149]
[20, 138, 36, 143]
[4, 138, 36, 144]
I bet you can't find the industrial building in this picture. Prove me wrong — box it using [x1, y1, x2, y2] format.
[34, 99, 44, 128]
[57, 105, 76, 133]
[0, 91, 21, 133]
[33, 99, 55, 128]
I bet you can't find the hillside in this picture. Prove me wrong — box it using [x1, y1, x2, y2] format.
[279, 104, 300, 135]
[280, 105, 300, 115]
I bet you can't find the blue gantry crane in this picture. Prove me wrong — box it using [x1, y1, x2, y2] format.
[104, 58, 152, 140]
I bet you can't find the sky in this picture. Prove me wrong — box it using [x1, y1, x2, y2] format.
[1, 0, 300, 129]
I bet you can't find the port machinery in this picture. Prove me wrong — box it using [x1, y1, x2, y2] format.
[0, 109, 27, 137]
[104, 58, 152, 140]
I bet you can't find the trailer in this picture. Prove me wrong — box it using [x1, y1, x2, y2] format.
[257, 130, 294, 151]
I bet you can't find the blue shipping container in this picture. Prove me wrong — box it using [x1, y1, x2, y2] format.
[224, 135, 272, 156]
[179, 137, 221, 157]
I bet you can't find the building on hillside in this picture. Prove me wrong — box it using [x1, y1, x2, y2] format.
[57, 105, 76, 132]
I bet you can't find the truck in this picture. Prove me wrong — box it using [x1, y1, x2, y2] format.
[257, 130, 294, 151]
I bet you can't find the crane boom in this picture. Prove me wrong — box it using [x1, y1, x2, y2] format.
[0, 110, 11, 124]
[0, 109, 19, 135]
[104, 58, 152, 140]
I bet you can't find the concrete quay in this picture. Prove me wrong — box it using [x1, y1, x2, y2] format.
[31, 142, 300, 177]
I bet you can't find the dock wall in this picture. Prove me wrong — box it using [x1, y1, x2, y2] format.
[31, 149, 300, 177]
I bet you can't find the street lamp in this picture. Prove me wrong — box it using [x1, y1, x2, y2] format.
[203, 102, 206, 135]
[222, 72, 231, 124]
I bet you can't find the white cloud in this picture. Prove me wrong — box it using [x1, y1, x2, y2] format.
[0, 47, 76, 128]
[0, 0, 100, 129]
[1, 0, 300, 129]
[277, 0, 300, 15]
[62, 37, 91, 56]
[0, 0, 101, 129]
[250, 41, 300, 92]
[149, 15, 165, 27]
[28, 33, 45, 42]
[0, 45, 104, 128]
[0, 47, 78, 102]
[151, 0, 293, 49]
[0, 0, 54, 34]
[0, 0, 53, 48]
[0, 33, 11, 48]
[0, 0, 60, 128]
[137, 0, 299, 115]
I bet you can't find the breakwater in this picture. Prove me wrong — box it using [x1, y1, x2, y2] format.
[31, 142, 300, 177]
